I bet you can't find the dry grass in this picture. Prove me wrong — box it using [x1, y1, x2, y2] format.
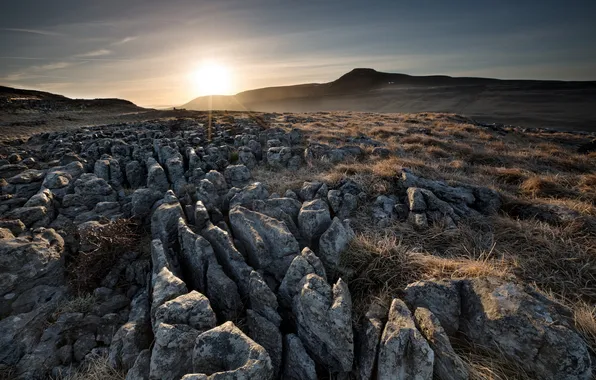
[51, 355, 125, 380]
[573, 301, 596, 356]
[520, 175, 571, 198]
[52, 294, 98, 319]
[68, 219, 142, 294]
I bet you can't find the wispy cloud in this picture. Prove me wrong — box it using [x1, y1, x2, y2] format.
[112, 36, 136, 46]
[76, 49, 112, 57]
[1, 27, 63, 36]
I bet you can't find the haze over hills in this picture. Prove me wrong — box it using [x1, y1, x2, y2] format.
[182, 68, 596, 131]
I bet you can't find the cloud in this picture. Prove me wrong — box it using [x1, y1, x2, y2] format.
[38, 62, 73, 70]
[112, 36, 136, 45]
[76, 49, 112, 57]
[0, 27, 63, 36]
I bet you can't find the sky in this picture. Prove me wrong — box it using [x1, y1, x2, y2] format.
[1, 0, 595, 107]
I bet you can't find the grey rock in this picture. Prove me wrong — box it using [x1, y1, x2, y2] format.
[283, 334, 317, 380]
[293, 274, 353, 373]
[407, 187, 427, 212]
[357, 303, 386, 380]
[403, 280, 461, 336]
[460, 277, 592, 380]
[154, 291, 217, 331]
[318, 217, 355, 272]
[224, 164, 251, 188]
[298, 199, 332, 247]
[229, 182, 269, 208]
[229, 206, 299, 280]
[267, 146, 291, 168]
[299, 181, 323, 201]
[151, 267, 188, 322]
[191, 321, 273, 380]
[149, 323, 199, 380]
[377, 298, 434, 380]
[126, 160, 145, 189]
[7, 169, 46, 184]
[248, 271, 282, 327]
[194, 201, 210, 230]
[195, 179, 219, 211]
[414, 307, 468, 380]
[146, 158, 169, 193]
[247, 310, 282, 378]
[73, 332, 97, 362]
[151, 191, 185, 249]
[125, 349, 151, 380]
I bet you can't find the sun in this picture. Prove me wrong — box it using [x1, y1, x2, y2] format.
[190, 62, 233, 96]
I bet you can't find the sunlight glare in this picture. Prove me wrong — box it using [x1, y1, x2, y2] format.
[190, 62, 233, 96]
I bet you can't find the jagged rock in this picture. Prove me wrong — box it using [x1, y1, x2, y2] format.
[202, 223, 253, 297]
[298, 199, 332, 247]
[229, 182, 269, 208]
[403, 280, 461, 336]
[287, 155, 302, 170]
[247, 310, 282, 378]
[284, 189, 298, 200]
[7, 169, 46, 184]
[372, 195, 397, 226]
[238, 146, 257, 169]
[0, 227, 14, 239]
[125, 349, 151, 380]
[252, 199, 301, 241]
[205, 170, 228, 196]
[151, 267, 188, 322]
[0, 219, 25, 235]
[149, 323, 199, 380]
[248, 271, 282, 326]
[0, 228, 65, 297]
[283, 334, 317, 380]
[205, 263, 243, 321]
[126, 160, 145, 189]
[74, 174, 118, 208]
[151, 191, 185, 249]
[460, 277, 592, 380]
[377, 298, 434, 380]
[318, 217, 355, 272]
[224, 164, 251, 188]
[190, 321, 273, 379]
[414, 307, 468, 380]
[195, 179, 219, 211]
[109, 290, 152, 371]
[299, 181, 323, 201]
[194, 201, 210, 230]
[6, 205, 49, 227]
[147, 158, 169, 193]
[357, 303, 386, 380]
[154, 291, 216, 331]
[267, 146, 291, 168]
[262, 197, 302, 221]
[407, 187, 427, 212]
[293, 274, 353, 373]
[229, 206, 299, 280]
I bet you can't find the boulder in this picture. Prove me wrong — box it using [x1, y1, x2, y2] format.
[149, 323, 199, 380]
[229, 182, 269, 208]
[229, 206, 299, 280]
[125, 349, 151, 380]
[146, 158, 169, 193]
[356, 303, 386, 380]
[191, 321, 273, 379]
[403, 280, 461, 336]
[247, 310, 282, 378]
[126, 160, 145, 189]
[318, 217, 355, 272]
[293, 274, 353, 373]
[224, 164, 251, 188]
[278, 247, 327, 308]
[414, 307, 468, 380]
[298, 199, 332, 248]
[283, 334, 317, 380]
[377, 298, 434, 380]
[459, 277, 592, 380]
[154, 291, 217, 331]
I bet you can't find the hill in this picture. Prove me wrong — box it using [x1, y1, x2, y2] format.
[181, 68, 596, 131]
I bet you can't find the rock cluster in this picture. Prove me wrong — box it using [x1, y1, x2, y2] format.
[0, 119, 591, 379]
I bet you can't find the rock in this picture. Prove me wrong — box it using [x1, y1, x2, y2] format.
[0, 228, 65, 297]
[0, 219, 25, 235]
[74, 175, 118, 209]
[125, 349, 151, 380]
[409, 212, 428, 229]
[194, 201, 210, 230]
[195, 179, 219, 211]
[154, 291, 217, 331]
[283, 334, 317, 380]
[357, 303, 386, 380]
[377, 298, 434, 380]
[252, 199, 302, 242]
[151, 192, 185, 249]
[191, 321, 273, 379]
[299, 181, 323, 201]
[6, 206, 49, 228]
[407, 187, 427, 212]
[267, 146, 291, 168]
[224, 164, 251, 188]
[73, 332, 97, 362]
[248, 271, 282, 326]
[278, 247, 327, 308]
[287, 155, 302, 170]
[403, 280, 461, 336]
[229, 206, 299, 280]
[414, 307, 468, 380]
[149, 323, 199, 380]
[126, 160, 145, 189]
[460, 277, 592, 380]
[298, 199, 332, 248]
[151, 267, 188, 321]
[205, 262, 243, 321]
[238, 147, 257, 169]
[318, 217, 355, 272]
[293, 274, 353, 373]
[7, 169, 46, 184]
[247, 310, 282, 378]
[229, 182, 269, 208]
[147, 158, 169, 193]
[0, 227, 14, 239]
[372, 147, 391, 157]
[205, 170, 228, 197]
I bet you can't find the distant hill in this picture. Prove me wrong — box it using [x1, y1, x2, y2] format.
[0, 85, 142, 113]
[181, 68, 596, 131]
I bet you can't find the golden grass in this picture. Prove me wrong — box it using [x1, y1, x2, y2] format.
[51, 355, 125, 380]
